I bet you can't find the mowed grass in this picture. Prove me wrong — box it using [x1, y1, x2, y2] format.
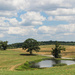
[0, 64, 75, 75]
[0, 45, 75, 75]
[0, 49, 47, 71]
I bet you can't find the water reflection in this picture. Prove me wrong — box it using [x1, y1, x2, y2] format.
[31, 59, 75, 68]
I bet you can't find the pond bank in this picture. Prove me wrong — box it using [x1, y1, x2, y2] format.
[38, 54, 74, 59]
[15, 56, 75, 71]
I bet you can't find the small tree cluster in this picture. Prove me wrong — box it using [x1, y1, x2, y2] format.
[0, 41, 8, 50]
[22, 38, 40, 55]
[52, 41, 65, 58]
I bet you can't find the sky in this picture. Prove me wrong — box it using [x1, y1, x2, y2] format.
[0, 0, 75, 44]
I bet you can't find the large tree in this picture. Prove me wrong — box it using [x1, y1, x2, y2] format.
[22, 38, 40, 55]
[52, 41, 65, 58]
[0, 41, 8, 50]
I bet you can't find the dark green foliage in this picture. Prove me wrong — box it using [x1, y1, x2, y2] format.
[40, 40, 75, 45]
[52, 41, 65, 58]
[8, 43, 23, 49]
[16, 61, 31, 70]
[22, 38, 40, 55]
[16, 59, 43, 70]
[0, 41, 8, 50]
[8, 40, 75, 49]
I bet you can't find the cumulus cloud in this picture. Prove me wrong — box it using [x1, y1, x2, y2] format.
[38, 26, 56, 35]
[0, 11, 46, 27]
[24, 0, 71, 11]
[7, 26, 37, 36]
[20, 12, 46, 26]
[0, 34, 4, 37]
[0, 0, 74, 17]
[0, 17, 9, 26]
[37, 24, 75, 35]
[48, 16, 75, 23]
[46, 8, 75, 16]
[0, 0, 75, 43]
[0, 11, 17, 17]
[0, 17, 19, 26]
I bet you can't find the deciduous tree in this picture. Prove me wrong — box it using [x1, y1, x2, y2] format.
[52, 41, 65, 58]
[22, 38, 40, 55]
[0, 41, 8, 50]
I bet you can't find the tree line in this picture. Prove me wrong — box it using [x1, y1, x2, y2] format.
[8, 40, 75, 48]
[0, 39, 66, 58]
[40, 40, 75, 45]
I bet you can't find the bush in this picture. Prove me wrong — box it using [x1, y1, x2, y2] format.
[16, 61, 31, 70]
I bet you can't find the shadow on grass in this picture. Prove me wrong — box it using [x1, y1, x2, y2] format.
[20, 54, 37, 56]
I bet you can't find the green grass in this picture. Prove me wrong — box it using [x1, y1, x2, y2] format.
[0, 64, 75, 75]
[0, 49, 47, 70]
[0, 48, 75, 75]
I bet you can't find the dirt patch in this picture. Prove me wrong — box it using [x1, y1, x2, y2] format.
[10, 62, 25, 71]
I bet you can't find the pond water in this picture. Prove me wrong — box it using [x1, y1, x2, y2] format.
[32, 59, 75, 68]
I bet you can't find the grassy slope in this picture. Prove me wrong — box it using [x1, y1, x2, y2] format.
[0, 45, 75, 75]
[0, 49, 47, 71]
[0, 65, 75, 75]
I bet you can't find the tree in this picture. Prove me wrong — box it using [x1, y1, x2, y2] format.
[52, 41, 65, 58]
[22, 38, 40, 55]
[0, 41, 8, 50]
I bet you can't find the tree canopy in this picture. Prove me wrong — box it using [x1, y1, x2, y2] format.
[52, 41, 65, 58]
[22, 38, 40, 55]
[0, 41, 8, 50]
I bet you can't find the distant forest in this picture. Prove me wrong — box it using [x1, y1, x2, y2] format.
[8, 40, 75, 49]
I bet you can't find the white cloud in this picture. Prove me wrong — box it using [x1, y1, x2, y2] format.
[0, 0, 75, 43]
[0, 17, 9, 26]
[38, 26, 56, 34]
[0, 11, 46, 28]
[8, 18, 19, 26]
[0, 0, 16, 11]
[57, 24, 75, 33]
[20, 12, 46, 26]
[0, 0, 74, 17]
[37, 24, 75, 36]
[45, 8, 75, 15]
[0, 0, 72, 12]
[25, 0, 71, 11]
[48, 16, 75, 23]
[64, 33, 75, 35]
[0, 34, 4, 37]
[0, 17, 19, 26]
[0, 11, 17, 17]
[48, 16, 54, 21]
[7, 26, 37, 36]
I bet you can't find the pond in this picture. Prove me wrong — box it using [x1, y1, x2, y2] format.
[31, 59, 75, 68]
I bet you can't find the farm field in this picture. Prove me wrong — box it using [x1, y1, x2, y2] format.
[39, 45, 75, 58]
[0, 45, 75, 75]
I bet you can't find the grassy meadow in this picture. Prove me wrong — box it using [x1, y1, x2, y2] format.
[0, 45, 75, 75]
[39, 45, 75, 58]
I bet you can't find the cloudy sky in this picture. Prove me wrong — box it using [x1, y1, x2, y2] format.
[0, 0, 75, 44]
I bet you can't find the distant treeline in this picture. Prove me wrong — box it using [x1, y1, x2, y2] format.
[39, 41, 75, 45]
[8, 43, 23, 49]
[8, 40, 75, 49]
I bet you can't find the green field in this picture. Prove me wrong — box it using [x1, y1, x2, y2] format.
[0, 45, 75, 75]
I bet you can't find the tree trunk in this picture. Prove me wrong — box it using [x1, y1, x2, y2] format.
[30, 50, 32, 55]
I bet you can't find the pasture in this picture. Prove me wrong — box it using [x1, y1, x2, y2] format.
[39, 45, 75, 58]
[0, 45, 75, 75]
